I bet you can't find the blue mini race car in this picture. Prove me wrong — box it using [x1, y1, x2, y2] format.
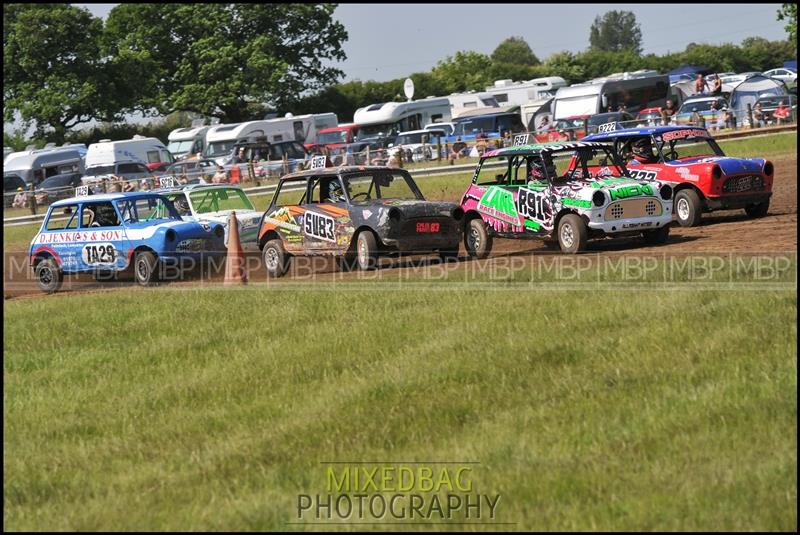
[28, 191, 226, 293]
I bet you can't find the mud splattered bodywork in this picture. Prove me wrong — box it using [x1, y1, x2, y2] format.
[258, 166, 463, 258]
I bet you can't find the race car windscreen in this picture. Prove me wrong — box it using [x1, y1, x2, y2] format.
[343, 172, 422, 203]
[537, 147, 625, 182]
[188, 188, 255, 214]
[116, 196, 181, 223]
[655, 131, 724, 160]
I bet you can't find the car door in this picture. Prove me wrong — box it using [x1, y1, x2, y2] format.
[300, 175, 351, 252]
[79, 200, 130, 271]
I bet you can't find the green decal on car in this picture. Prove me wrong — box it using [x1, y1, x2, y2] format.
[477, 187, 522, 226]
[591, 177, 630, 188]
[561, 198, 593, 209]
[609, 184, 654, 201]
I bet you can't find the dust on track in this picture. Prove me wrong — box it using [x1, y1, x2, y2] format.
[5, 155, 796, 300]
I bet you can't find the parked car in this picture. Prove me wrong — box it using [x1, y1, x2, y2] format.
[34, 172, 84, 205]
[587, 111, 636, 134]
[763, 68, 797, 85]
[161, 159, 218, 183]
[257, 164, 464, 276]
[584, 125, 773, 226]
[459, 139, 673, 256]
[228, 140, 309, 175]
[28, 191, 226, 293]
[388, 128, 448, 162]
[674, 96, 729, 126]
[82, 161, 153, 190]
[156, 184, 262, 251]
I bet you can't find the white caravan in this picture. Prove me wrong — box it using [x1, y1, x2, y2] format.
[484, 77, 567, 107]
[167, 125, 211, 161]
[85, 135, 174, 169]
[353, 97, 452, 139]
[446, 91, 500, 116]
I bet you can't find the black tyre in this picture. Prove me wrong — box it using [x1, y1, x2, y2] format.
[642, 225, 670, 245]
[557, 214, 588, 254]
[674, 189, 703, 227]
[35, 257, 63, 294]
[744, 200, 770, 218]
[134, 251, 158, 286]
[356, 231, 379, 271]
[262, 239, 289, 278]
[464, 218, 492, 259]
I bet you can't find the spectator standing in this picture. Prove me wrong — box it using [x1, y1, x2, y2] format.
[232, 147, 247, 164]
[694, 74, 709, 95]
[537, 116, 552, 133]
[661, 99, 677, 124]
[711, 74, 722, 96]
[212, 165, 228, 183]
[752, 102, 765, 128]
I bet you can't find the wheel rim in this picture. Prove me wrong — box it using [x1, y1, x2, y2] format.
[677, 198, 690, 220]
[358, 237, 368, 263]
[265, 248, 278, 270]
[137, 259, 149, 281]
[39, 266, 52, 285]
[560, 223, 574, 248]
[468, 227, 480, 251]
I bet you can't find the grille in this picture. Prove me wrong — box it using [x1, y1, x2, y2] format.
[722, 175, 763, 193]
[604, 198, 663, 220]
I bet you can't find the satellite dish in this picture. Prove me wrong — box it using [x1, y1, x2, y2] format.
[404, 78, 415, 101]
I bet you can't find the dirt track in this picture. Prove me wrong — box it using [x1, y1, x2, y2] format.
[4, 156, 796, 299]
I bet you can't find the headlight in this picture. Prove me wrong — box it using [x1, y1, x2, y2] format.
[592, 190, 606, 207]
[711, 165, 722, 181]
[451, 207, 464, 221]
[214, 226, 225, 238]
[166, 229, 176, 242]
[389, 208, 402, 222]
[659, 184, 673, 200]
[764, 162, 774, 177]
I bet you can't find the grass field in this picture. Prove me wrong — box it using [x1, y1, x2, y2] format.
[4, 281, 797, 530]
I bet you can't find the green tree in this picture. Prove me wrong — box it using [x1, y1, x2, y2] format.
[589, 10, 643, 55]
[103, 4, 348, 123]
[431, 51, 493, 94]
[3, 4, 128, 142]
[491, 37, 540, 66]
[777, 3, 797, 50]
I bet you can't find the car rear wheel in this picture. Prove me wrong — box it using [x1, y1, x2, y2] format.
[744, 200, 770, 218]
[35, 257, 63, 294]
[134, 251, 158, 286]
[557, 214, 588, 254]
[356, 231, 379, 271]
[263, 239, 289, 278]
[674, 189, 703, 227]
[642, 225, 670, 245]
[465, 218, 492, 259]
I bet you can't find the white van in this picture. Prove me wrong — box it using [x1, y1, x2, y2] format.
[85, 135, 174, 169]
[353, 98, 452, 139]
[167, 125, 211, 161]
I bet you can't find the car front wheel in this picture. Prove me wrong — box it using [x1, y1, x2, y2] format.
[557, 214, 588, 253]
[744, 200, 770, 218]
[674, 189, 703, 227]
[263, 239, 289, 278]
[356, 231, 379, 271]
[35, 257, 63, 294]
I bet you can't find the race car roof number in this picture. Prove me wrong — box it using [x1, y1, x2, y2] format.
[598, 122, 617, 133]
[159, 176, 176, 188]
[75, 186, 90, 197]
[513, 134, 530, 146]
[310, 155, 327, 170]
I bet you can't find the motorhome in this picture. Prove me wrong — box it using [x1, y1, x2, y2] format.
[3, 145, 86, 186]
[353, 97, 452, 140]
[202, 114, 338, 165]
[484, 77, 567, 107]
[450, 106, 526, 141]
[85, 135, 174, 169]
[167, 124, 211, 161]
[552, 75, 670, 120]
[446, 91, 500, 116]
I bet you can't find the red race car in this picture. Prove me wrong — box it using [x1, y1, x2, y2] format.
[584, 125, 773, 226]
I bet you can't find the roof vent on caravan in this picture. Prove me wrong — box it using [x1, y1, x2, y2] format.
[43, 142, 57, 149]
[99, 139, 112, 142]
[285, 112, 294, 118]
[494, 80, 513, 88]
[25, 144, 36, 150]
[190, 118, 206, 128]
[367, 103, 386, 111]
[132, 134, 146, 139]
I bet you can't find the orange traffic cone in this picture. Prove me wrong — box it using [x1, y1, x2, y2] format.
[223, 211, 247, 285]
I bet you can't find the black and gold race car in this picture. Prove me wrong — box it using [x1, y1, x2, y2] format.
[257, 164, 464, 277]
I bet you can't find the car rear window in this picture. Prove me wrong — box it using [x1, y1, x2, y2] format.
[46, 204, 79, 230]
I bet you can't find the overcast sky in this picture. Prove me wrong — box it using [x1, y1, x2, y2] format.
[75, 3, 789, 82]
